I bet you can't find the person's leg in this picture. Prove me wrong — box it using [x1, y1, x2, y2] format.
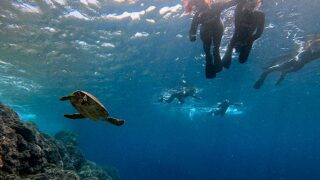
[165, 94, 177, 103]
[253, 71, 269, 89]
[202, 38, 213, 65]
[253, 62, 288, 89]
[275, 62, 303, 86]
[177, 97, 185, 104]
[239, 42, 253, 64]
[275, 72, 287, 86]
[202, 35, 216, 78]
[222, 36, 236, 69]
[212, 22, 224, 72]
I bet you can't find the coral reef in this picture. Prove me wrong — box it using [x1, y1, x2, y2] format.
[0, 103, 120, 180]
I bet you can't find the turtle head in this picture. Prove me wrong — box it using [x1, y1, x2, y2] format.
[60, 90, 83, 101]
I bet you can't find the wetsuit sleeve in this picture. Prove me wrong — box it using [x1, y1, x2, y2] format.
[252, 11, 265, 40]
[189, 12, 200, 37]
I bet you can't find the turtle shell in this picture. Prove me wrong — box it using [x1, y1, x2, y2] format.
[70, 90, 109, 120]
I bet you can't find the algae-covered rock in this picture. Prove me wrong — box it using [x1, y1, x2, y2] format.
[0, 103, 120, 180]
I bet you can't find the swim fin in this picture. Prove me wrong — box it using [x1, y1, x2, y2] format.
[205, 63, 216, 79]
[213, 61, 223, 73]
[222, 52, 232, 69]
[253, 74, 267, 89]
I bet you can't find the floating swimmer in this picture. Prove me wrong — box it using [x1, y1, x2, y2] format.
[186, 0, 239, 78]
[209, 99, 243, 116]
[158, 86, 201, 104]
[60, 90, 124, 126]
[254, 33, 320, 89]
[222, 0, 265, 68]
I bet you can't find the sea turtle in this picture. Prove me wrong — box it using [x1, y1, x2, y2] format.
[60, 90, 124, 126]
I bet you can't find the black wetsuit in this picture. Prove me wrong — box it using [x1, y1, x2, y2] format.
[189, 1, 237, 78]
[213, 101, 230, 116]
[223, 3, 265, 68]
[254, 38, 320, 89]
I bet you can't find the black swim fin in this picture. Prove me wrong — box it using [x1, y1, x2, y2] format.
[205, 63, 216, 79]
[213, 61, 223, 73]
[253, 74, 267, 89]
[222, 52, 232, 69]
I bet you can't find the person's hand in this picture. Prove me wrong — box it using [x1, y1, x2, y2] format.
[189, 34, 196, 42]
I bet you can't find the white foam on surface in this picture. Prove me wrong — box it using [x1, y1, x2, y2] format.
[80, 0, 100, 7]
[159, 4, 182, 16]
[101, 43, 116, 48]
[64, 11, 90, 20]
[131, 32, 150, 39]
[12, 2, 42, 14]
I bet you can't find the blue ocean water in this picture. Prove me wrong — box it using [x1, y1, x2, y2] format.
[1, 0, 320, 179]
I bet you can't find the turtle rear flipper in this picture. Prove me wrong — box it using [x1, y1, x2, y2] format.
[64, 114, 86, 119]
[105, 117, 124, 126]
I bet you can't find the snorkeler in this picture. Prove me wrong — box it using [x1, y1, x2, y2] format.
[222, 0, 265, 68]
[209, 99, 243, 116]
[254, 34, 320, 89]
[185, 0, 238, 79]
[158, 86, 201, 104]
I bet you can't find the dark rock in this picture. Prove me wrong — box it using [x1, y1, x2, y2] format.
[0, 103, 120, 180]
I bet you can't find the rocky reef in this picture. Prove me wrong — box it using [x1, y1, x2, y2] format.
[0, 103, 120, 180]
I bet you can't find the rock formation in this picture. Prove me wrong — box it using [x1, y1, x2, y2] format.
[0, 103, 120, 180]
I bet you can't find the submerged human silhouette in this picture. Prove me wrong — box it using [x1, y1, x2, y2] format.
[209, 99, 243, 116]
[222, 0, 265, 68]
[158, 86, 201, 104]
[185, 0, 238, 78]
[254, 34, 320, 89]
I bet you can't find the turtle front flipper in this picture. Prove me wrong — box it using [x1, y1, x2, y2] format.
[105, 117, 124, 126]
[60, 95, 74, 101]
[64, 113, 86, 119]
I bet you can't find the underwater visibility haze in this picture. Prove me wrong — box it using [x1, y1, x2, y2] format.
[1, 0, 320, 179]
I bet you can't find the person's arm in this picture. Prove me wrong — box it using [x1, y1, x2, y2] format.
[189, 12, 200, 42]
[252, 11, 265, 40]
[192, 94, 202, 100]
[230, 102, 243, 107]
